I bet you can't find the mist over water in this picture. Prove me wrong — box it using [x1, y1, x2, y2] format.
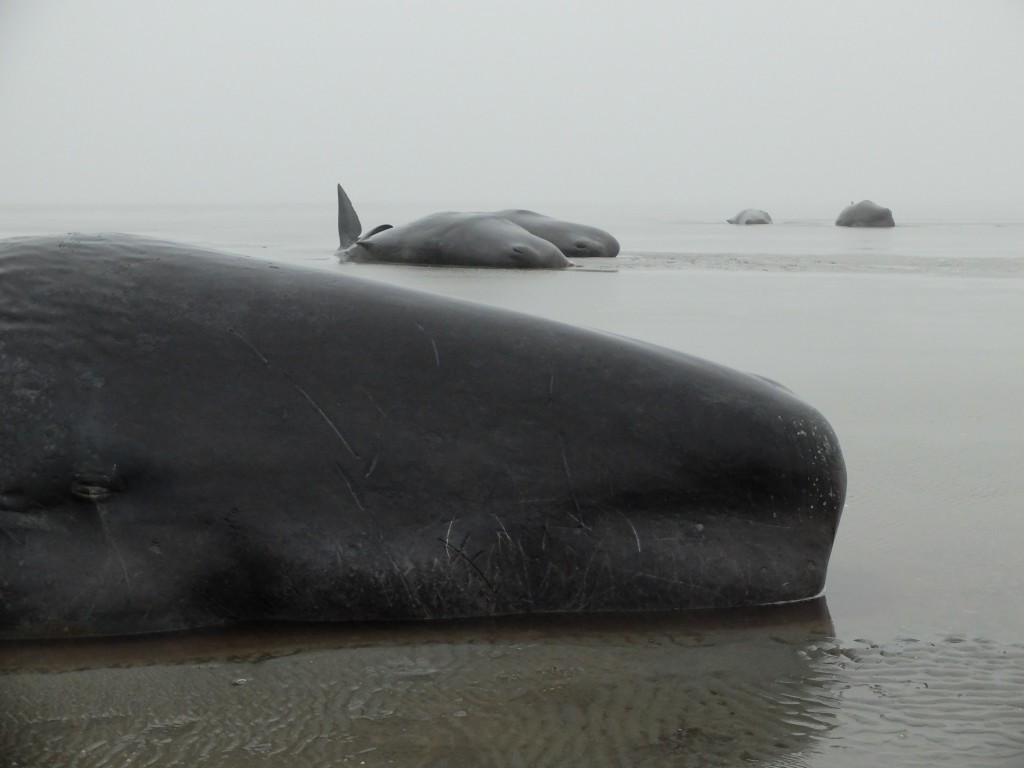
[2, 2, 1023, 210]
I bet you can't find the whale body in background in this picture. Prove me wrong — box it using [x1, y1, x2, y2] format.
[339, 208, 571, 269]
[335, 183, 617, 268]
[727, 209, 773, 225]
[495, 208, 620, 258]
[835, 200, 895, 227]
[0, 233, 846, 638]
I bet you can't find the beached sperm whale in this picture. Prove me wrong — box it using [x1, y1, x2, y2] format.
[335, 183, 617, 267]
[494, 209, 620, 258]
[0, 234, 846, 639]
[336, 184, 569, 269]
[835, 200, 895, 227]
[727, 209, 773, 225]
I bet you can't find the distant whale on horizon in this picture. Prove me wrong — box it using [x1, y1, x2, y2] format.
[835, 200, 895, 228]
[727, 209, 773, 225]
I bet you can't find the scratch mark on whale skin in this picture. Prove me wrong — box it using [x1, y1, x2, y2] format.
[68, 470, 133, 595]
[364, 433, 382, 479]
[557, 432, 589, 530]
[230, 328, 360, 459]
[387, 555, 429, 616]
[618, 510, 642, 554]
[93, 497, 132, 595]
[415, 324, 441, 368]
[492, 514, 514, 551]
[287, 378, 360, 458]
[229, 329, 270, 364]
[434, 536, 497, 596]
[334, 462, 365, 512]
[444, 517, 457, 560]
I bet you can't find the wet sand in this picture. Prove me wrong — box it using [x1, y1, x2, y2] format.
[3, 608, 1022, 766]
[2, 215, 1024, 765]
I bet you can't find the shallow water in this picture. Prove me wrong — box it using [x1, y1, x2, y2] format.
[2, 204, 1023, 765]
[3, 611, 1023, 767]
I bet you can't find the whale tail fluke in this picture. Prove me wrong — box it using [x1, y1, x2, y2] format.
[337, 183, 362, 249]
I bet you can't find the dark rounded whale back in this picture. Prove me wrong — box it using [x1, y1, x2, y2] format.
[835, 200, 895, 227]
[344, 212, 571, 269]
[727, 209, 773, 225]
[334, 183, 613, 267]
[0, 234, 846, 637]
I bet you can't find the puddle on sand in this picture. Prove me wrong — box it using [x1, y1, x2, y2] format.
[2, 602, 1023, 767]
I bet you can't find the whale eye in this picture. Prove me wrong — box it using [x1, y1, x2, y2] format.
[70, 472, 118, 501]
[510, 246, 531, 264]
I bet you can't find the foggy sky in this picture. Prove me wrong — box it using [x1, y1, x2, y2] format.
[2, 0, 1023, 210]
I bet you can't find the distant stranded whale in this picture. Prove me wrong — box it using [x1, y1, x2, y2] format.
[336, 184, 618, 269]
[727, 209, 773, 225]
[0, 233, 846, 638]
[835, 200, 895, 227]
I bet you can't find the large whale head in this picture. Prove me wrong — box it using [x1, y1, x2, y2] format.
[496, 209, 621, 258]
[0, 234, 845, 638]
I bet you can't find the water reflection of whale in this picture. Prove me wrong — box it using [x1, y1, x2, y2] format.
[0, 600, 843, 765]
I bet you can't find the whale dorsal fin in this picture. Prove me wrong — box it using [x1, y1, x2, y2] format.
[337, 183, 362, 249]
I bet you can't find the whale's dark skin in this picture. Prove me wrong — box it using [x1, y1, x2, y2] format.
[0, 234, 846, 639]
[341, 210, 572, 269]
[335, 183, 619, 266]
[336, 185, 570, 269]
[494, 209, 620, 258]
[728, 209, 773, 225]
[835, 200, 895, 228]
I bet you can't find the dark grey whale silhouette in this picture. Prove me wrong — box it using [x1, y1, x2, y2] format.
[0, 234, 846, 638]
[335, 184, 617, 268]
[835, 200, 895, 227]
[727, 209, 773, 225]
[495, 209, 619, 258]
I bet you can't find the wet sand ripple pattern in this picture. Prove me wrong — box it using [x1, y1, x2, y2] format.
[2, 633, 1023, 767]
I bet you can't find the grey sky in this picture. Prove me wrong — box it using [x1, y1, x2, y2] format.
[2, 0, 1022, 209]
